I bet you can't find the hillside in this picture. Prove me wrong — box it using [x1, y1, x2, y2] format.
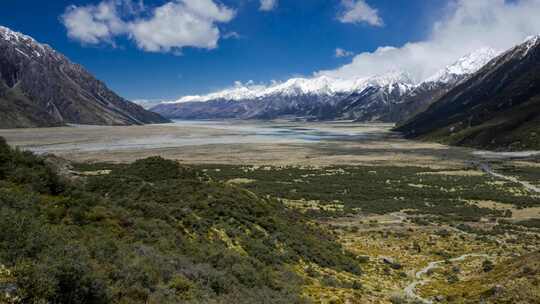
[0, 137, 361, 304]
[0, 26, 169, 128]
[396, 36, 540, 151]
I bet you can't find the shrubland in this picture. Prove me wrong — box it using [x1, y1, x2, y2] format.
[0, 137, 361, 304]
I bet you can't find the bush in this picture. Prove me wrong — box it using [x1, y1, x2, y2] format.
[116, 157, 200, 182]
[0, 138, 361, 303]
[482, 260, 494, 273]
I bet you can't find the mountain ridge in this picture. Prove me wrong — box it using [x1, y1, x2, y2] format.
[152, 49, 498, 122]
[396, 35, 540, 150]
[0, 26, 169, 129]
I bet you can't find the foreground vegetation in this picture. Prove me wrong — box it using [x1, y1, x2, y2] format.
[0, 138, 362, 303]
[2, 136, 540, 303]
[195, 164, 540, 222]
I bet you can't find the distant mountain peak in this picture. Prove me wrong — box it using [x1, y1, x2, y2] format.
[523, 34, 540, 44]
[171, 70, 416, 105]
[519, 34, 540, 57]
[425, 47, 499, 84]
[397, 33, 540, 150]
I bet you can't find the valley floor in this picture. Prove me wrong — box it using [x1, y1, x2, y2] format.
[0, 120, 468, 167]
[2, 120, 540, 303]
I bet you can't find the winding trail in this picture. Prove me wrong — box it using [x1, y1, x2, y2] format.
[404, 253, 491, 304]
[479, 162, 540, 193]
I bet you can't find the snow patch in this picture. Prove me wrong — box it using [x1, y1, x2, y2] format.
[522, 34, 540, 57]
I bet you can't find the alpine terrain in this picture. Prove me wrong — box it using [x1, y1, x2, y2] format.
[0, 26, 169, 129]
[397, 35, 540, 150]
[151, 49, 498, 123]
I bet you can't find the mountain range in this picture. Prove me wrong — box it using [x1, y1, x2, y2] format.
[2, 25, 540, 151]
[0, 26, 168, 129]
[151, 48, 499, 123]
[397, 35, 540, 150]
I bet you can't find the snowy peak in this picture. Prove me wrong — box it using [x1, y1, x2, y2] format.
[365, 71, 415, 95]
[171, 47, 502, 106]
[178, 82, 266, 103]
[425, 47, 499, 84]
[263, 75, 366, 97]
[0, 25, 169, 127]
[0, 26, 35, 43]
[0, 25, 56, 60]
[517, 34, 540, 57]
[523, 34, 540, 48]
[367, 70, 414, 86]
[173, 71, 415, 104]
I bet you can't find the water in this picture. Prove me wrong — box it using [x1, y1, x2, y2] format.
[170, 120, 396, 142]
[10, 120, 397, 154]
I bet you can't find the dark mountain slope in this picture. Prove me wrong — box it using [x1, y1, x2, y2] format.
[0, 26, 169, 128]
[336, 83, 413, 122]
[396, 36, 540, 150]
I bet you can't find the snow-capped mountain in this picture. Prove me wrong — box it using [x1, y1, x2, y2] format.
[173, 71, 413, 104]
[424, 47, 500, 85]
[0, 26, 168, 128]
[397, 34, 540, 150]
[332, 75, 416, 122]
[152, 71, 415, 120]
[385, 47, 500, 123]
[151, 45, 501, 122]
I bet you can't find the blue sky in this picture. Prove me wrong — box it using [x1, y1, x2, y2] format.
[1, 0, 539, 101]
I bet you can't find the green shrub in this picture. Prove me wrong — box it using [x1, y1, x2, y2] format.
[0, 137, 359, 303]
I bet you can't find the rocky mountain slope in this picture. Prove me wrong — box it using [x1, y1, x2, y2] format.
[388, 48, 499, 123]
[151, 76, 366, 120]
[396, 36, 540, 150]
[152, 49, 498, 122]
[0, 26, 169, 128]
[151, 72, 416, 121]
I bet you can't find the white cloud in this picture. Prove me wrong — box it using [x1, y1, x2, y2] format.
[223, 31, 242, 39]
[335, 48, 354, 58]
[61, 0, 235, 53]
[129, 0, 235, 52]
[260, 0, 277, 11]
[320, 0, 540, 82]
[338, 0, 383, 26]
[62, 1, 126, 44]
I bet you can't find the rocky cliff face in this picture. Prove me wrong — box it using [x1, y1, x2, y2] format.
[0, 26, 169, 128]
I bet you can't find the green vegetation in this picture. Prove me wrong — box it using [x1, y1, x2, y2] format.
[495, 163, 540, 187]
[0, 138, 361, 304]
[192, 165, 540, 222]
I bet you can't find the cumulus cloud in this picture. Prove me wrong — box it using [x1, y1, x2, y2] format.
[129, 0, 235, 52]
[338, 0, 383, 26]
[335, 48, 354, 58]
[320, 0, 540, 82]
[61, 0, 235, 53]
[260, 0, 277, 11]
[62, 1, 126, 44]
